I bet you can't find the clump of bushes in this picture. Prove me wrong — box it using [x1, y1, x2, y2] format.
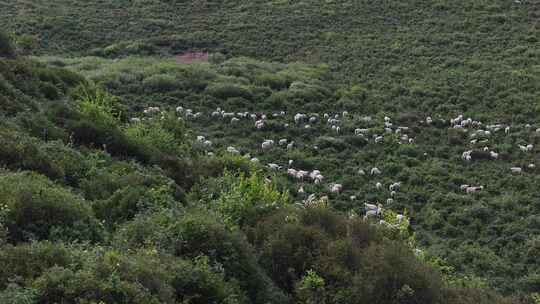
[0, 171, 103, 243]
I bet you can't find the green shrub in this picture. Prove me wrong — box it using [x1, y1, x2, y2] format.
[216, 171, 290, 228]
[0, 171, 103, 243]
[142, 74, 180, 92]
[114, 209, 289, 304]
[0, 31, 15, 58]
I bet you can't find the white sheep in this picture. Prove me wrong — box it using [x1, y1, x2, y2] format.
[227, 146, 240, 155]
[355, 128, 369, 135]
[510, 167, 522, 174]
[267, 163, 281, 170]
[370, 167, 381, 175]
[330, 183, 343, 193]
[466, 186, 484, 194]
[287, 168, 298, 177]
[261, 140, 275, 150]
[389, 182, 401, 192]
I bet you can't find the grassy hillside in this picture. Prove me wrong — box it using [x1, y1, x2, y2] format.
[1, 0, 540, 302]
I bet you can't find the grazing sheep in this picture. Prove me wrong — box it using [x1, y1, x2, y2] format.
[203, 140, 212, 147]
[261, 140, 275, 150]
[250, 157, 259, 163]
[296, 170, 309, 180]
[389, 182, 401, 192]
[294, 113, 307, 124]
[279, 139, 288, 146]
[466, 186, 484, 194]
[376, 182, 382, 190]
[287, 142, 295, 150]
[370, 167, 382, 175]
[505, 126, 510, 134]
[462, 150, 472, 162]
[144, 106, 161, 116]
[255, 120, 265, 129]
[314, 175, 324, 184]
[426, 117, 433, 124]
[231, 117, 240, 124]
[358, 169, 366, 175]
[375, 136, 384, 143]
[130, 117, 141, 123]
[460, 184, 469, 191]
[287, 168, 298, 177]
[355, 128, 369, 135]
[227, 146, 240, 155]
[364, 203, 383, 218]
[490, 151, 499, 159]
[386, 198, 394, 204]
[267, 163, 281, 170]
[330, 183, 343, 193]
[390, 190, 396, 197]
[510, 167, 522, 174]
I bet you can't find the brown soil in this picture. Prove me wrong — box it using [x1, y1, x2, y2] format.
[175, 51, 209, 64]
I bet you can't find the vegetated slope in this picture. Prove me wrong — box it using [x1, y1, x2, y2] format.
[1, 0, 539, 127]
[0, 0, 539, 300]
[0, 50, 524, 303]
[40, 54, 540, 296]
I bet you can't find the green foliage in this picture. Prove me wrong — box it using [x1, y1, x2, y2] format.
[216, 171, 290, 227]
[124, 113, 189, 157]
[74, 84, 121, 129]
[0, 3, 536, 300]
[0, 171, 103, 243]
[296, 270, 326, 304]
[0, 31, 15, 58]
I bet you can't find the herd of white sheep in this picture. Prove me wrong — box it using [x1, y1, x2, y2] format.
[136, 106, 538, 222]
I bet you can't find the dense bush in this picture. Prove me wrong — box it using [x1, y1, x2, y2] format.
[0, 171, 103, 243]
[0, 31, 15, 58]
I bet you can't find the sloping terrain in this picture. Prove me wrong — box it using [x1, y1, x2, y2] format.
[0, 0, 539, 302]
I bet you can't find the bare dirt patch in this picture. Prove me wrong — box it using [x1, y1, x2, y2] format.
[175, 51, 209, 64]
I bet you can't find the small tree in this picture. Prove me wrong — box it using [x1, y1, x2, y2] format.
[0, 31, 16, 58]
[296, 270, 326, 304]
